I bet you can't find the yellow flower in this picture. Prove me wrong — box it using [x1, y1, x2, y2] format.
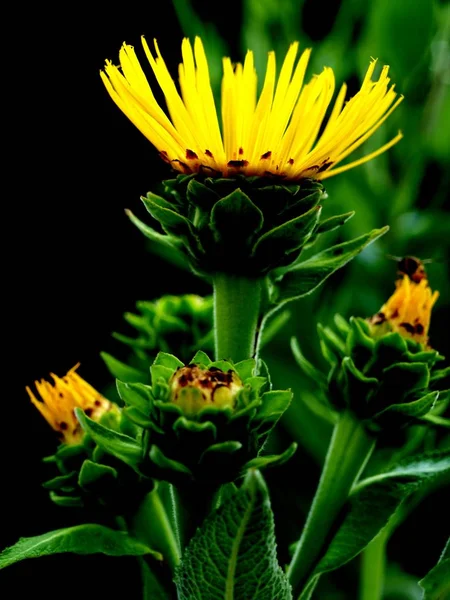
[101, 37, 403, 180]
[26, 364, 117, 445]
[370, 275, 439, 345]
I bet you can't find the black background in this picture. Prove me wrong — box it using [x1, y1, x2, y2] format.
[2, 1, 448, 598]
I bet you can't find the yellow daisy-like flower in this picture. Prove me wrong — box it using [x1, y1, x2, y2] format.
[101, 37, 403, 180]
[26, 364, 117, 445]
[371, 275, 439, 345]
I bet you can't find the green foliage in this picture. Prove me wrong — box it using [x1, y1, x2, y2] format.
[314, 450, 450, 575]
[294, 315, 449, 430]
[113, 351, 295, 484]
[175, 470, 292, 600]
[419, 537, 450, 599]
[0, 524, 162, 569]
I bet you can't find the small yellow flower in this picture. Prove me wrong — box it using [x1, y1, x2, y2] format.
[370, 275, 439, 345]
[101, 37, 403, 180]
[26, 364, 116, 445]
[170, 365, 243, 416]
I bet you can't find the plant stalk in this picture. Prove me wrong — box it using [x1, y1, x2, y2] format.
[359, 530, 388, 600]
[287, 409, 376, 596]
[213, 273, 262, 362]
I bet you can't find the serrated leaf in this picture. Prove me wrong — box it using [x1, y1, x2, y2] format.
[101, 352, 145, 383]
[0, 524, 161, 569]
[271, 227, 388, 307]
[75, 408, 142, 468]
[419, 537, 450, 599]
[313, 451, 450, 576]
[175, 470, 292, 599]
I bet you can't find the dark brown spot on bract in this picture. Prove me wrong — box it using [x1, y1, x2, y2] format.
[228, 160, 249, 168]
[239, 147, 244, 155]
[172, 159, 190, 172]
[186, 149, 198, 160]
[400, 322, 415, 334]
[205, 149, 213, 158]
[59, 392, 64, 398]
[159, 150, 170, 163]
[60, 421, 68, 431]
[261, 151, 272, 160]
[371, 311, 386, 325]
[85, 408, 93, 417]
[415, 323, 424, 335]
[94, 399, 102, 407]
[391, 309, 399, 319]
[288, 158, 294, 165]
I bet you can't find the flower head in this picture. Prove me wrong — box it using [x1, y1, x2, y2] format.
[169, 364, 243, 416]
[369, 274, 439, 346]
[26, 364, 117, 445]
[101, 37, 402, 180]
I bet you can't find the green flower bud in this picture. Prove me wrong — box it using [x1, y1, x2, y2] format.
[170, 365, 243, 416]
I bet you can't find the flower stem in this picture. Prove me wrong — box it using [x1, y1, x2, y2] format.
[359, 530, 387, 600]
[132, 488, 181, 573]
[287, 410, 375, 596]
[213, 273, 262, 362]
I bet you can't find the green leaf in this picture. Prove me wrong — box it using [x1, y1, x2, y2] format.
[75, 408, 142, 468]
[175, 470, 292, 599]
[190, 350, 212, 366]
[313, 450, 450, 576]
[101, 352, 145, 383]
[0, 524, 162, 569]
[254, 390, 293, 445]
[419, 537, 450, 600]
[142, 194, 193, 237]
[234, 358, 257, 381]
[271, 227, 389, 307]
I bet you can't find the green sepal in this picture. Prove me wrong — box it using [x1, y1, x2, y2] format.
[117, 380, 152, 413]
[334, 314, 351, 336]
[252, 204, 322, 266]
[210, 188, 264, 247]
[318, 323, 347, 363]
[378, 361, 430, 405]
[315, 211, 355, 235]
[101, 352, 145, 383]
[122, 406, 162, 430]
[78, 460, 118, 492]
[271, 226, 389, 307]
[199, 441, 243, 465]
[49, 492, 84, 508]
[153, 352, 185, 370]
[186, 178, 220, 208]
[342, 357, 379, 412]
[372, 390, 440, 428]
[253, 390, 293, 446]
[369, 333, 408, 375]
[244, 442, 298, 471]
[142, 193, 194, 239]
[234, 358, 257, 380]
[149, 445, 193, 479]
[291, 337, 328, 388]
[42, 472, 77, 491]
[347, 317, 375, 369]
[190, 350, 212, 366]
[151, 364, 175, 387]
[75, 408, 142, 469]
[125, 209, 185, 260]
